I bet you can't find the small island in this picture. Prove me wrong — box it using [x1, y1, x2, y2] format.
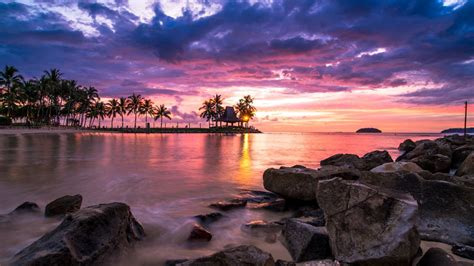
[356, 128, 382, 133]
[441, 128, 474, 134]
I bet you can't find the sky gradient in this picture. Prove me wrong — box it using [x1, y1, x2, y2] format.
[1, 0, 473, 132]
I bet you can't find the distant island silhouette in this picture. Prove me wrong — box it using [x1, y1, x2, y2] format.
[356, 128, 382, 133]
[441, 128, 474, 134]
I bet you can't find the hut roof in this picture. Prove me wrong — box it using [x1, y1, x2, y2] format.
[217, 106, 241, 123]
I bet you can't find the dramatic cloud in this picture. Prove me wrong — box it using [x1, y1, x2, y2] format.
[0, 0, 473, 131]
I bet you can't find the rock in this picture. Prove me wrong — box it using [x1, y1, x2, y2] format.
[399, 139, 416, 152]
[421, 172, 455, 182]
[249, 198, 287, 212]
[398, 140, 452, 161]
[10, 202, 145, 265]
[11, 202, 40, 215]
[411, 154, 451, 173]
[317, 178, 420, 265]
[452, 145, 474, 168]
[371, 161, 424, 173]
[417, 180, 474, 245]
[238, 189, 280, 203]
[452, 244, 474, 260]
[356, 128, 382, 133]
[275, 259, 296, 266]
[456, 152, 474, 176]
[320, 154, 364, 169]
[281, 219, 331, 262]
[193, 212, 223, 225]
[291, 207, 326, 227]
[45, 194, 82, 217]
[263, 166, 362, 201]
[320, 151, 392, 171]
[209, 199, 247, 211]
[417, 248, 457, 266]
[188, 223, 212, 241]
[182, 245, 274, 265]
[361, 150, 393, 170]
[241, 220, 282, 235]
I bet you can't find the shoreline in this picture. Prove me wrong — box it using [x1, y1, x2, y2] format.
[0, 126, 262, 135]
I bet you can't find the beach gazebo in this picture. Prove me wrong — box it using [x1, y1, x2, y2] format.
[216, 106, 242, 127]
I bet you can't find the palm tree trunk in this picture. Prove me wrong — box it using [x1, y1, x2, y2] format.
[111, 117, 114, 128]
[134, 112, 137, 129]
[121, 114, 124, 128]
[161, 117, 163, 128]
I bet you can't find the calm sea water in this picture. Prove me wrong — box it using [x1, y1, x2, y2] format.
[0, 132, 441, 264]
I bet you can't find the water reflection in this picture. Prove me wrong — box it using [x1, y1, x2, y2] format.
[0, 132, 442, 263]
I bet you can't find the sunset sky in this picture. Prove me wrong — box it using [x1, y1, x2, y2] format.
[1, 0, 473, 132]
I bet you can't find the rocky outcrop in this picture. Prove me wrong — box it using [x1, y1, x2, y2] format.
[188, 224, 212, 242]
[398, 139, 416, 152]
[320, 151, 392, 171]
[396, 140, 453, 173]
[45, 194, 83, 217]
[181, 245, 274, 265]
[10, 202, 145, 265]
[263, 166, 362, 201]
[418, 248, 457, 266]
[317, 178, 420, 265]
[370, 161, 423, 173]
[241, 220, 282, 235]
[456, 152, 474, 176]
[281, 219, 331, 262]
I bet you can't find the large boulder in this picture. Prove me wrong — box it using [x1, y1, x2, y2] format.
[398, 139, 416, 152]
[410, 154, 451, 173]
[397, 140, 452, 161]
[181, 245, 274, 265]
[452, 145, 474, 168]
[263, 166, 362, 201]
[45, 194, 83, 217]
[320, 151, 392, 171]
[10, 202, 145, 265]
[370, 162, 423, 173]
[416, 180, 474, 245]
[456, 152, 474, 176]
[361, 171, 474, 246]
[320, 154, 364, 169]
[361, 150, 393, 170]
[317, 178, 420, 265]
[281, 219, 331, 262]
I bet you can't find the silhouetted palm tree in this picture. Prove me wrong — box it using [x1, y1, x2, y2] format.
[0, 66, 24, 118]
[212, 94, 224, 122]
[127, 93, 143, 129]
[235, 95, 256, 127]
[153, 104, 172, 128]
[106, 98, 119, 128]
[199, 99, 215, 128]
[141, 98, 154, 126]
[118, 97, 128, 128]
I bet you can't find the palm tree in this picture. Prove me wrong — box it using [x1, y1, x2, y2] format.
[140, 98, 154, 126]
[199, 99, 215, 128]
[0, 65, 24, 118]
[106, 98, 120, 128]
[212, 94, 224, 124]
[235, 95, 257, 127]
[95, 101, 106, 128]
[127, 93, 143, 129]
[153, 104, 172, 128]
[118, 97, 129, 128]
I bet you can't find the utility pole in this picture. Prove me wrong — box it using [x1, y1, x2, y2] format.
[464, 101, 468, 138]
